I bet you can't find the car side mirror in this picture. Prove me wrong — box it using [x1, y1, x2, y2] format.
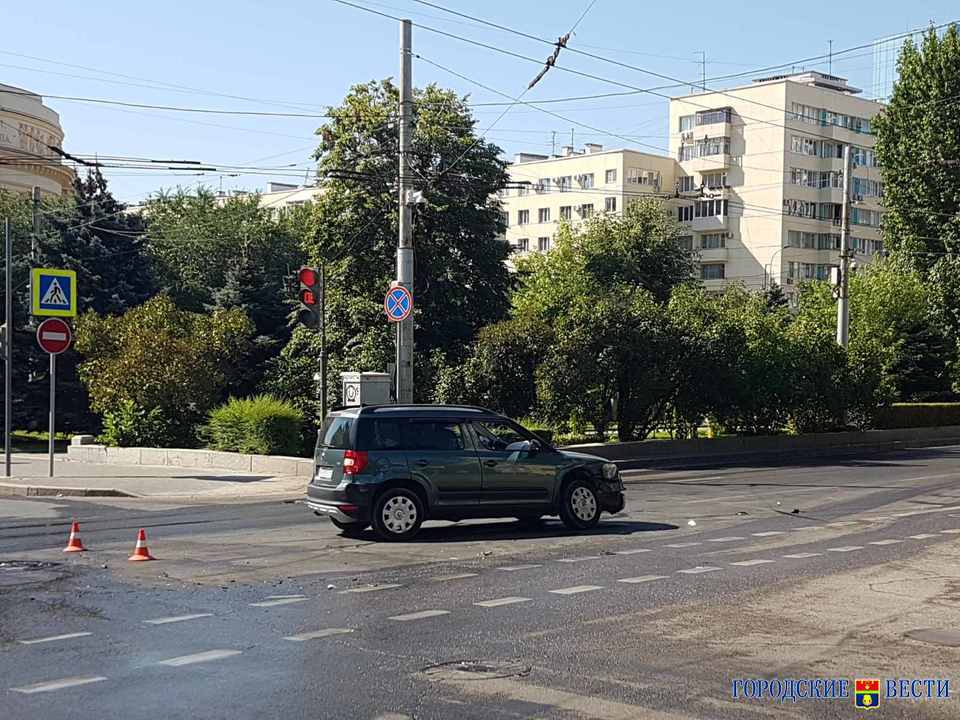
[528, 440, 542, 456]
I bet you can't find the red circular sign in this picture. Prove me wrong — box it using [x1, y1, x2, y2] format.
[36, 317, 72, 355]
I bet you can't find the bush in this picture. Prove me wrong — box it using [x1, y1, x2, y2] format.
[203, 395, 304, 456]
[875, 402, 960, 429]
[99, 400, 179, 447]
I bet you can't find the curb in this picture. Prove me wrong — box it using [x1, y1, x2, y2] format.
[0, 482, 137, 498]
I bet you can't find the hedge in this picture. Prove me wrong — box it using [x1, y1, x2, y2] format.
[875, 403, 960, 429]
[203, 395, 304, 456]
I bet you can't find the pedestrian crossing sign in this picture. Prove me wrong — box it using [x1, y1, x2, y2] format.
[31, 268, 78, 317]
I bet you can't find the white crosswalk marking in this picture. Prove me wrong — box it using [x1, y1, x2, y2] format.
[556, 556, 600, 563]
[707, 537, 745, 543]
[729, 559, 774, 566]
[868, 539, 902, 546]
[11, 676, 106, 694]
[792, 526, 823, 531]
[284, 628, 354, 641]
[783, 552, 822, 559]
[549, 585, 604, 595]
[826, 521, 858, 527]
[474, 597, 531, 608]
[827, 546, 864, 552]
[612, 548, 650, 555]
[618, 575, 667, 584]
[909, 533, 938, 539]
[250, 597, 308, 607]
[940, 529, 960, 534]
[497, 564, 541, 571]
[144, 614, 213, 625]
[431, 573, 478, 582]
[18, 632, 92, 645]
[157, 650, 242, 667]
[665, 542, 701, 548]
[388, 610, 450, 621]
[752, 531, 785, 537]
[340, 584, 402, 594]
[677, 566, 721, 574]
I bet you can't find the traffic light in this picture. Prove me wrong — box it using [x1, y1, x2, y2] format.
[297, 266, 322, 328]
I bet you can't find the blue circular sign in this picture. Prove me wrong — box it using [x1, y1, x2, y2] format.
[384, 285, 413, 322]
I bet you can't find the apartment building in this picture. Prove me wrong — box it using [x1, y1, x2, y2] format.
[668, 71, 886, 295]
[501, 144, 676, 253]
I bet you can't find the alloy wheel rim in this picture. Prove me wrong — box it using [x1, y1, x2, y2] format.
[570, 486, 597, 522]
[383, 496, 417, 533]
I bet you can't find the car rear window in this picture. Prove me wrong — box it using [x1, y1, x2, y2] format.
[317, 415, 354, 449]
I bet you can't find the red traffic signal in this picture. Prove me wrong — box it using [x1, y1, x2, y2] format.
[297, 266, 323, 328]
[298, 267, 319, 287]
[299, 288, 318, 306]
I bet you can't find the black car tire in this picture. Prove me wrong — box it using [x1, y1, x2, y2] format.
[329, 517, 368, 538]
[559, 478, 601, 531]
[372, 488, 425, 541]
[515, 514, 546, 528]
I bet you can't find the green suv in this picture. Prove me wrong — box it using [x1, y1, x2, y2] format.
[305, 404, 625, 541]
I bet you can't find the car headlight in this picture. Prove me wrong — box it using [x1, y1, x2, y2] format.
[602, 463, 619, 480]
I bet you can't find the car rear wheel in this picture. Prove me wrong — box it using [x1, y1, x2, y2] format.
[329, 517, 368, 538]
[372, 488, 424, 541]
[559, 478, 601, 531]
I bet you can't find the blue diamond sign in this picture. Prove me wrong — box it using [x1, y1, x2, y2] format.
[31, 268, 78, 317]
[384, 285, 413, 322]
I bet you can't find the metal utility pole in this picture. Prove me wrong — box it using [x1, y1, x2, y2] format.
[4, 218, 11, 477]
[836, 145, 853, 348]
[48, 353, 55, 477]
[396, 18, 414, 403]
[31, 187, 40, 263]
[319, 263, 327, 421]
[697, 51, 706, 90]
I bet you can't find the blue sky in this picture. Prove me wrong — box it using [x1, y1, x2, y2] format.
[4, 1, 957, 202]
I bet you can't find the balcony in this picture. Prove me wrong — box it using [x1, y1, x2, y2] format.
[698, 246, 728, 261]
[690, 215, 728, 232]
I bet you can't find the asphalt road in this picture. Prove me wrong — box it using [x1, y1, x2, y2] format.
[2, 446, 960, 719]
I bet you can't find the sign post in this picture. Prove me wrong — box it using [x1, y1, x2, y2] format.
[384, 284, 413, 403]
[36, 316, 72, 478]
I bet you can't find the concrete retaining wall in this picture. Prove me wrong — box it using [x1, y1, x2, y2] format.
[566, 425, 960, 469]
[67, 444, 315, 478]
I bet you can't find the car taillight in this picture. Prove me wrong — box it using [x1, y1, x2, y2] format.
[342, 450, 368, 475]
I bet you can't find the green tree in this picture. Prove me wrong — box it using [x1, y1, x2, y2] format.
[269, 79, 512, 406]
[75, 295, 254, 446]
[873, 24, 960, 264]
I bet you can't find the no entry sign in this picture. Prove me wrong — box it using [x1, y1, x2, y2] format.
[36, 317, 72, 355]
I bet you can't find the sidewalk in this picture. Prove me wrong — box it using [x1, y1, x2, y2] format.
[0, 453, 306, 500]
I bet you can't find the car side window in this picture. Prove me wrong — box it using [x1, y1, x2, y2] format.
[471, 421, 527, 452]
[407, 421, 465, 451]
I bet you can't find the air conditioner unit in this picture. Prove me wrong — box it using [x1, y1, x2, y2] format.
[725, 232, 734, 239]
[681, 132, 693, 141]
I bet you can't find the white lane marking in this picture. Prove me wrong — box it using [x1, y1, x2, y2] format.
[612, 548, 650, 555]
[752, 531, 786, 537]
[389, 610, 450, 621]
[618, 575, 667, 584]
[549, 585, 604, 595]
[868, 539, 902, 546]
[665, 542, 701, 548]
[826, 521, 859, 527]
[555, 556, 601, 563]
[474, 597, 531, 608]
[783, 552, 823, 559]
[729, 559, 775, 566]
[677, 566, 722, 574]
[284, 628, 354, 641]
[707, 536, 745, 543]
[431, 573, 478, 582]
[340, 584, 402, 594]
[157, 649, 242, 667]
[792, 526, 823, 531]
[250, 597, 308, 607]
[144, 613, 213, 626]
[909, 533, 938, 539]
[827, 546, 864, 553]
[11, 675, 106, 694]
[497, 564, 541, 571]
[17, 631, 92, 645]
[940, 529, 960, 534]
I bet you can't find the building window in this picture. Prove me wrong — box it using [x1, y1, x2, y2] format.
[605, 169, 617, 184]
[516, 238, 529, 252]
[679, 176, 695, 192]
[694, 199, 728, 217]
[679, 145, 695, 161]
[517, 209, 529, 225]
[538, 208, 551, 223]
[578, 173, 594, 189]
[818, 203, 842, 224]
[579, 203, 594, 218]
[518, 185, 529, 196]
[559, 205, 572, 221]
[700, 233, 725, 249]
[557, 176, 572, 192]
[783, 199, 816, 218]
[678, 205, 694, 222]
[538, 236, 551, 252]
[536, 178, 551, 193]
[627, 168, 660, 187]
[500, 211, 509, 228]
[604, 197, 617, 212]
[696, 136, 730, 157]
[701, 263, 725, 280]
[677, 235, 693, 250]
[702, 172, 727, 189]
[679, 115, 695, 132]
[696, 108, 732, 125]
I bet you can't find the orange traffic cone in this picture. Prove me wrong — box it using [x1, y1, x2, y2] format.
[128, 528, 155, 562]
[63, 520, 86, 553]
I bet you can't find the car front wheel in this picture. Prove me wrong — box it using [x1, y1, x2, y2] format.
[372, 488, 424, 541]
[559, 478, 601, 531]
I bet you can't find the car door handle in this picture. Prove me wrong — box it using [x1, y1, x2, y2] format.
[415, 459, 430, 467]
[483, 460, 498, 467]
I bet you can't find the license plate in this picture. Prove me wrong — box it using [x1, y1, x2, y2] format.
[314, 467, 333, 482]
